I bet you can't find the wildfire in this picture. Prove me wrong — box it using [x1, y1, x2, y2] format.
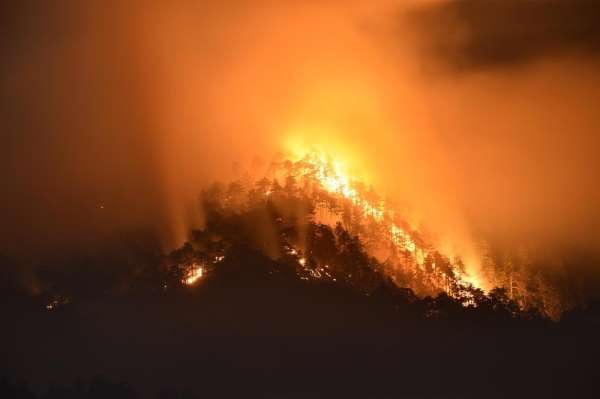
[182, 263, 204, 285]
[287, 148, 482, 291]
[298, 151, 420, 251]
[295, 150, 419, 253]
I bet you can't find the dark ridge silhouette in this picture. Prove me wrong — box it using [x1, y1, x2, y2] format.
[2, 180, 599, 398]
[2, 237, 599, 398]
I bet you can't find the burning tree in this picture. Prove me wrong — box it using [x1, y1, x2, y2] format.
[158, 149, 573, 319]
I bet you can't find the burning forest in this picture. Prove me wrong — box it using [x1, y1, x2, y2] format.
[2, 1, 600, 398]
[157, 149, 576, 320]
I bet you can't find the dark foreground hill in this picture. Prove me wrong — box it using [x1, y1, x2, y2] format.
[1, 246, 599, 399]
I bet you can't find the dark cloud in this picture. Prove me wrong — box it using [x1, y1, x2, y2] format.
[409, 0, 600, 70]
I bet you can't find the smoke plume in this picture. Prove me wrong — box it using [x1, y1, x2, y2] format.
[2, 1, 600, 291]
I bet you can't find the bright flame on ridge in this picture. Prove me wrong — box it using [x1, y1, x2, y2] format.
[183, 263, 204, 285]
[287, 146, 481, 290]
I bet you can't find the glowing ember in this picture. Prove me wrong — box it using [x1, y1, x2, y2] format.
[182, 264, 204, 285]
[45, 295, 70, 311]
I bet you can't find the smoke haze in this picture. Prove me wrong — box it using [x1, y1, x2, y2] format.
[2, 1, 600, 285]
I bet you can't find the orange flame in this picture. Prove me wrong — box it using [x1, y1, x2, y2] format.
[182, 263, 204, 285]
[286, 146, 483, 291]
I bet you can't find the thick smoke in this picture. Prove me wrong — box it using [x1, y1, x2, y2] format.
[409, 0, 600, 70]
[2, 1, 600, 291]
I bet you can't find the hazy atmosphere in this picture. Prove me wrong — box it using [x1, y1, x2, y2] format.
[2, 2, 600, 397]
[3, 1, 600, 260]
